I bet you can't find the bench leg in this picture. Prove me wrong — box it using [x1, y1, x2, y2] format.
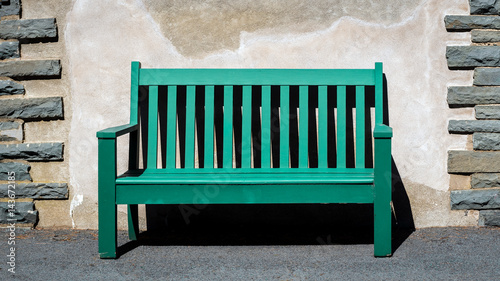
[374, 137, 392, 257]
[99, 201, 117, 258]
[128, 204, 139, 240]
[374, 191, 392, 257]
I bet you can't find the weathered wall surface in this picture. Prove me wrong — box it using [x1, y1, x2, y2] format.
[21, 0, 476, 229]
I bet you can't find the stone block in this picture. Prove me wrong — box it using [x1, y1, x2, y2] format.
[479, 210, 500, 226]
[0, 0, 20, 17]
[448, 86, 500, 106]
[448, 120, 500, 133]
[450, 189, 500, 209]
[473, 133, 500, 150]
[472, 173, 500, 188]
[0, 162, 31, 181]
[445, 15, 500, 31]
[474, 68, 500, 85]
[0, 142, 63, 161]
[448, 150, 500, 173]
[0, 60, 61, 78]
[0, 80, 24, 95]
[0, 120, 22, 141]
[471, 30, 500, 43]
[0, 41, 19, 59]
[0, 183, 68, 199]
[0, 97, 63, 120]
[0, 18, 57, 40]
[447, 46, 500, 68]
[475, 105, 500, 119]
[0, 201, 37, 224]
[470, 0, 500, 15]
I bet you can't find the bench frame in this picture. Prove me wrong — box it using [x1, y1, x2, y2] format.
[97, 62, 393, 258]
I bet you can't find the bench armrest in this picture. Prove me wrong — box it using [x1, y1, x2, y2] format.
[373, 124, 393, 139]
[96, 123, 138, 139]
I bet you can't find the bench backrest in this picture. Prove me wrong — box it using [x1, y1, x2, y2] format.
[129, 62, 384, 170]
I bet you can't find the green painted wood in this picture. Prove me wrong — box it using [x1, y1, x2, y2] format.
[130, 61, 140, 124]
[223, 86, 233, 168]
[123, 167, 374, 175]
[374, 130, 392, 257]
[166, 86, 177, 169]
[116, 184, 374, 205]
[261, 86, 271, 168]
[299, 86, 309, 168]
[147, 86, 159, 169]
[185, 86, 196, 168]
[127, 204, 139, 240]
[356, 86, 365, 168]
[375, 62, 383, 124]
[337, 86, 347, 168]
[204, 86, 215, 169]
[139, 69, 376, 86]
[242, 86, 252, 168]
[98, 138, 117, 258]
[96, 123, 138, 139]
[280, 86, 290, 168]
[318, 86, 328, 168]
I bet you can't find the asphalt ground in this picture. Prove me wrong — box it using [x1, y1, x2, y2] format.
[0, 226, 499, 280]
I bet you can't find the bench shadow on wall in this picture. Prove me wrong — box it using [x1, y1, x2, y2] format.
[120, 75, 414, 254]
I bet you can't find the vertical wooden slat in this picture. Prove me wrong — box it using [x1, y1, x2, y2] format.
[147, 86, 159, 169]
[166, 86, 177, 169]
[337, 86, 346, 168]
[280, 86, 289, 168]
[356, 86, 365, 168]
[318, 86, 328, 168]
[241, 86, 252, 168]
[375, 62, 383, 124]
[298, 86, 308, 168]
[130, 61, 140, 124]
[223, 86, 233, 168]
[204, 86, 215, 169]
[185, 86, 196, 168]
[261, 86, 271, 168]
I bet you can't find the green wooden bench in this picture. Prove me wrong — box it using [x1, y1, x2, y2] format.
[96, 62, 393, 258]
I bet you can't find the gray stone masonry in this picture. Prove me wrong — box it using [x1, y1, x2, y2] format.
[476, 105, 500, 119]
[448, 150, 500, 173]
[0, 18, 57, 40]
[0, 201, 37, 224]
[447, 46, 500, 68]
[472, 173, 500, 188]
[479, 210, 500, 226]
[0, 80, 24, 95]
[0, 0, 20, 17]
[0, 142, 63, 161]
[0, 162, 31, 181]
[0, 41, 19, 60]
[0, 59, 61, 78]
[448, 86, 500, 106]
[474, 67, 500, 85]
[445, 15, 500, 31]
[0, 97, 63, 120]
[473, 133, 500, 150]
[450, 189, 500, 210]
[448, 120, 500, 133]
[472, 30, 500, 43]
[0, 120, 22, 141]
[0, 183, 68, 199]
[470, 0, 500, 15]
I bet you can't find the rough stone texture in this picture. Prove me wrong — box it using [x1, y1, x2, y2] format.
[0, 201, 37, 224]
[448, 150, 500, 173]
[0, 80, 24, 95]
[445, 15, 500, 31]
[0, 142, 63, 161]
[471, 30, 500, 43]
[473, 133, 500, 150]
[470, 0, 500, 15]
[0, 41, 19, 59]
[448, 120, 500, 133]
[446, 46, 500, 68]
[0, 97, 63, 120]
[448, 86, 500, 106]
[472, 173, 500, 188]
[0, 0, 20, 17]
[0, 161, 31, 181]
[0, 120, 22, 141]
[0, 18, 57, 40]
[479, 210, 500, 226]
[474, 67, 500, 86]
[450, 189, 500, 210]
[0, 183, 68, 199]
[0, 59, 61, 78]
[475, 105, 500, 119]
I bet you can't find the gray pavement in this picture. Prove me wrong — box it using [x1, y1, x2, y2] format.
[0, 226, 499, 280]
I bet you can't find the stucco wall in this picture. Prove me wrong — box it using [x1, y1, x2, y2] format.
[24, 0, 476, 229]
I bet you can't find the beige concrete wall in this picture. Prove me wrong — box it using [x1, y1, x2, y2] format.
[25, 0, 476, 229]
